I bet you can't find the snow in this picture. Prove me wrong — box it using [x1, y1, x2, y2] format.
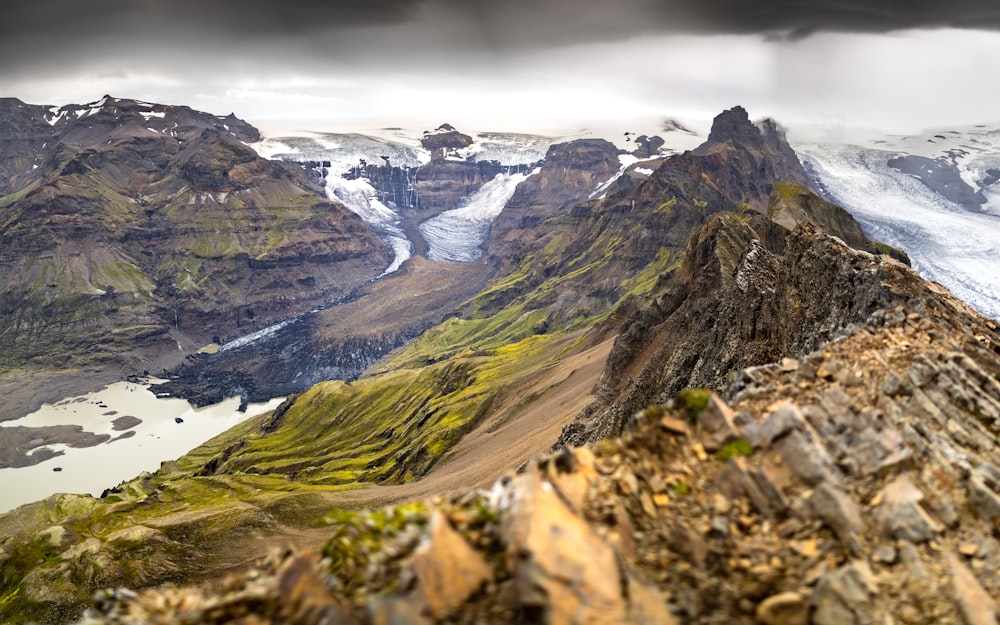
[634, 167, 655, 176]
[418, 171, 528, 262]
[248, 132, 428, 175]
[140, 111, 166, 120]
[796, 143, 1000, 320]
[46, 110, 66, 126]
[589, 154, 641, 200]
[250, 139, 301, 159]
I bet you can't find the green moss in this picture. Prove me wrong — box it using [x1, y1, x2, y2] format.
[716, 438, 754, 461]
[772, 181, 806, 202]
[676, 388, 712, 423]
[322, 503, 428, 590]
[868, 240, 911, 265]
[655, 197, 677, 216]
[671, 480, 691, 496]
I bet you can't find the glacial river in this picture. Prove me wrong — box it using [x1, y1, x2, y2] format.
[0, 381, 284, 513]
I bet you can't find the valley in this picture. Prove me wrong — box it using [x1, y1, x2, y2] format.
[1, 98, 999, 625]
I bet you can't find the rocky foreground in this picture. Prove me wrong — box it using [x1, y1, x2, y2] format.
[74, 227, 1000, 624]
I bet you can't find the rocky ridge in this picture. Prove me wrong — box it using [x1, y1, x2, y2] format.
[557, 184, 911, 446]
[72, 221, 1000, 625]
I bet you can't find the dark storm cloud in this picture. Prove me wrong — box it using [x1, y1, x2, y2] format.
[676, 0, 1000, 38]
[3, 0, 1000, 86]
[5, 0, 1000, 50]
[443, 0, 1000, 45]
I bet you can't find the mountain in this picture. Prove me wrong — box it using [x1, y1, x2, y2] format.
[4, 122, 999, 623]
[0, 108, 1000, 625]
[67, 209, 1000, 625]
[793, 124, 1000, 320]
[0, 96, 391, 419]
[0, 104, 956, 625]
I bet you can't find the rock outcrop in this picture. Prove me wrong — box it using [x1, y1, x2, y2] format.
[558, 183, 914, 447]
[680, 106, 814, 211]
[420, 124, 474, 160]
[888, 154, 985, 211]
[500, 138, 622, 224]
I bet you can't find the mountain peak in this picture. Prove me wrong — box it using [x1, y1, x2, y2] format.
[705, 105, 760, 145]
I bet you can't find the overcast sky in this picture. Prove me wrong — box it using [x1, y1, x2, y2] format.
[3, 0, 1000, 132]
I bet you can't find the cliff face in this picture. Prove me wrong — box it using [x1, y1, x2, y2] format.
[682, 106, 815, 212]
[0, 97, 390, 389]
[343, 125, 539, 218]
[559, 184, 913, 446]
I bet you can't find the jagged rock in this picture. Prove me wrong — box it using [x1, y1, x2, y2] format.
[409, 513, 492, 620]
[968, 472, 1000, 521]
[367, 597, 429, 625]
[631, 135, 665, 159]
[697, 394, 740, 451]
[420, 125, 474, 159]
[624, 572, 678, 625]
[716, 457, 784, 519]
[503, 473, 629, 624]
[879, 476, 942, 543]
[946, 552, 999, 625]
[809, 482, 862, 555]
[887, 501, 943, 543]
[777, 428, 842, 487]
[767, 181, 869, 250]
[810, 561, 878, 625]
[755, 591, 808, 625]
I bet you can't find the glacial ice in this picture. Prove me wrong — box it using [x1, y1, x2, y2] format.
[418, 171, 529, 262]
[324, 175, 412, 276]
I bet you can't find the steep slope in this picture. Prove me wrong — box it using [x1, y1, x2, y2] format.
[477, 106, 814, 325]
[0, 97, 390, 416]
[559, 184, 909, 446]
[47, 190, 1000, 625]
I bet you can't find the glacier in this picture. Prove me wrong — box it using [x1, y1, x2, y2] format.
[418, 171, 529, 262]
[796, 143, 1000, 320]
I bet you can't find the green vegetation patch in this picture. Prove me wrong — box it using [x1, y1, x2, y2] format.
[676, 388, 712, 423]
[716, 438, 755, 462]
